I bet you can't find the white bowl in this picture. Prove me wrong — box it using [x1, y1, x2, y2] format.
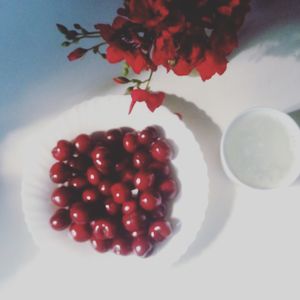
[22, 95, 209, 266]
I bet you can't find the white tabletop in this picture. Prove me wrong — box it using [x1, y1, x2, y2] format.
[1, 1, 300, 299]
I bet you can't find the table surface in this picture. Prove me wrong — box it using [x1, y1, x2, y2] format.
[1, 1, 300, 299]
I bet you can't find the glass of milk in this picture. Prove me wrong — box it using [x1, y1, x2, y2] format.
[221, 108, 300, 189]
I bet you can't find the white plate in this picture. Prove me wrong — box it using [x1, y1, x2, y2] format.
[21, 95, 209, 267]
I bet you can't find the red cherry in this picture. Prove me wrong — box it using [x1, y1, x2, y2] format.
[159, 179, 178, 200]
[132, 150, 150, 169]
[131, 228, 147, 238]
[52, 140, 73, 161]
[122, 211, 146, 232]
[68, 176, 88, 190]
[50, 162, 72, 183]
[148, 161, 171, 178]
[121, 168, 136, 186]
[112, 238, 132, 255]
[51, 187, 74, 207]
[150, 139, 171, 162]
[69, 223, 91, 242]
[122, 201, 137, 215]
[123, 132, 139, 153]
[91, 237, 112, 253]
[86, 166, 103, 186]
[90, 131, 106, 145]
[111, 183, 130, 204]
[74, 134, 92, 154]
[93, 219, 117, 240]
[93, 156, 111, 175]
[90, 146, 110, 160]
[82, 187, 100, 203]
[151, 204, 167, 220]
[132, 236, 153, 257]
[50, 209, 71, 231]
[134, 171, 155, 191]
[120, 127, 134, 135]
[104, 198, 121, 216]
[148, 220, 172, 242]
[137, 127, 158, 146]
[98, 180, 113, 196]
[70, 202, 90, 224]
[105, 129, 122, 145]
[140, 191, 162, 211]
[67, 155, 91, 172]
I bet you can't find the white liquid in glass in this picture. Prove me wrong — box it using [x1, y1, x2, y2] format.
[224, 110, 300, 189]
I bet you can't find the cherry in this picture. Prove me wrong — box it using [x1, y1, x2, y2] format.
[93, 156, 111, 175]
[70, 202, 90, 224]
[111, 183, 131, 204]
[86, 166, 103, 186]
[151, 204, 167, 220]
[98, 180, 113, 196]
[150, 139, 171, 162]
[51, 186, 74, 207]
[67, 155, 91, 172]
[120, 127, 134, 135]
[137, 127, 158, 146]
[148, 161, 171, 178]
[122, 211, 146, 232]
[91, 146, 110, 160]
[90, 131, 106, 145]
[82, 187, 100, 203]
[134, 171, 155, 191]
[69, 223, 91, 242]
[140, 191, 162, 211]
[123, 132, 139, 153]
[132, 236, 153, 257]
[91, 237, 112, 253]
[50, 209, 71, 231]
[112, 238, 132, 256]
[68, 176, 88, 190]
[132, 150, 150, 169]
[121, 168, 136, 186]
[122, 201, 137, 215]
[159, 178, 178, 200]
[105, 129, 122, 145]
[74, 134, 92, 154]
[104, 198, 120, 216]
[52, 140, 74, 161]
[148, 220, 172, 242]
[50, 162, 72, 183]
[131, 228, 147, 238]
[93, 219, 117, 240]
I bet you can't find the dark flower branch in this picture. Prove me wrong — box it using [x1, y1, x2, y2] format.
[57, 0, 250, 114]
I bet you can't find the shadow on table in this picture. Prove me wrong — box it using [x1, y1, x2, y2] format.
[163, 95, 235, 264]
[235, 0, 300, 60]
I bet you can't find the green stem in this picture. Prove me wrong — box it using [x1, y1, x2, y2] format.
[145, 70, 154, 90]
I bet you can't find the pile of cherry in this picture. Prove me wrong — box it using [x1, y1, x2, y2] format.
[49, 126, 178, 257]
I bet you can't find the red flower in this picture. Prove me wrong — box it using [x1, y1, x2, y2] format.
[67, 48, 87, 61]
[129, 89, 165, 114]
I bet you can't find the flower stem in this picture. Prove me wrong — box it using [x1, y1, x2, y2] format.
[145, 70, 153, 90]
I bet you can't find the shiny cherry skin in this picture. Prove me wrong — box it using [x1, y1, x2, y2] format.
[91, 237, 112, 253]
[132, 236, 153, 257]
[51, 186, 74, 207]
[134, 171, 155, 191]
[132, 150, 150, 169]
[93, 219, 117, 240]
[74, 134, 92, 154]
[50, 209, 71, 231]
[150, 139, 171, 163]
[86, 166, 103, 186]
[140, 191, 162, 211]
[70, 202, 90, 224]
[98, 180, 113, 196]
[112, 238, 132, 256]
[122, 201, 137, 215]
[105, 129, 122, 145]
[159, 178, 178, 200]
[122, 211, 146, 232]
[151, 204, 167, 220]
[111, 183, 131, 204]
[148, 220, 172, 242]
[50, 162, 72, 183]
[69, 223, 92, 242]
[82, 187, 100, 203]
[123, 132, 139, 153]
[131, 228, 147, 238]
[67, 155, 91, 172]
[137, 127, 158, 146]
[52, 140, 74, 161]
[68, 176, 88, 190]
[93, 156, 111, 175]
[104, 198, 120, 216]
